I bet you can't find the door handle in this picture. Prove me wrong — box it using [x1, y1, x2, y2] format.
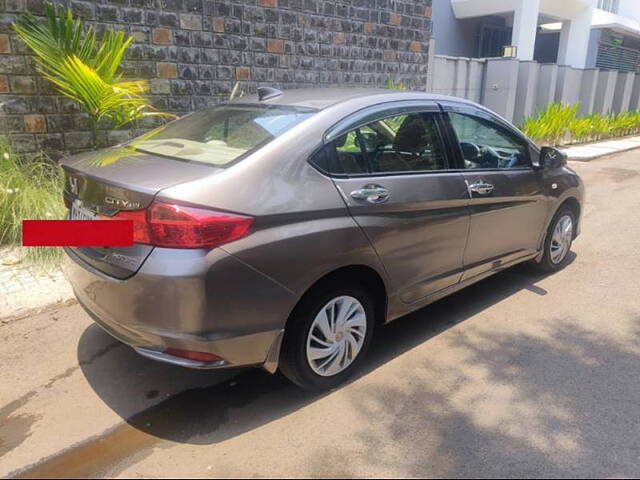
[350, 185, 390, 204]
[468, 182, 494, 197]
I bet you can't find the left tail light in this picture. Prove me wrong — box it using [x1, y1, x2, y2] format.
[99, 201, 254, 249]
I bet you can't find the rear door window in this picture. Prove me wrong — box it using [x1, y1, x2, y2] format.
[327, 112, 448, 175]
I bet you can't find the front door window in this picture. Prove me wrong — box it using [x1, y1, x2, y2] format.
[448, 113, 529, 170]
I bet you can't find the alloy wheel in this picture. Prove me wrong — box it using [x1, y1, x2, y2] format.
[550, 214, 573, 264]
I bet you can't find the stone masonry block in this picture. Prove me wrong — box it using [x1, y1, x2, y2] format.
[180, 14, 202, 30]
[157, 62, 178, 78]
[9, 75, 36, 94]
[236, 66, 250, 81]
[212, 17, 225, 33]
[24, 114, 47, 133]
[0, 34, 10, 53]
[267, 38, 284, 53]
[153, 28, 173, 45]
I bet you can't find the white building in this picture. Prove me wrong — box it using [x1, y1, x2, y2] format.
[433, 0, 640, 72]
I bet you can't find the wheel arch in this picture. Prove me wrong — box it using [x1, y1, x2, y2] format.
[536, 195, 582, 261]
[559, 196, 581, 239]
[286, 264, 389, 329]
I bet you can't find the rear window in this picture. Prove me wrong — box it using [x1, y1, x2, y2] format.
[131, 104, 317, 167]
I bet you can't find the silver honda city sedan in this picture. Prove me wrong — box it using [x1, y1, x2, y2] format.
[61, 88, 584, 390]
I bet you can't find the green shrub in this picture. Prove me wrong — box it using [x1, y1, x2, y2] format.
[521, 103, 640, 146]
[567, 116, 594, 142]
[521, 103, 579, 146]
[0, 138, 65, 264]
[386, 79, 407, 90]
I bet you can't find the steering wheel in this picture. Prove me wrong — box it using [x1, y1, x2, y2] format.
[484, 145, 521, 168]
[461, 142, 482, 168]
[461, 142, 481, 160]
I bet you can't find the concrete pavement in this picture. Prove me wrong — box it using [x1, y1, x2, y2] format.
[0, 247, 73, 320]
[561, 135, 640, 161]
[1, 151, 640, 478]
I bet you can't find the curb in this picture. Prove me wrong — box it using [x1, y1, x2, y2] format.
[563, 137, 640, 162]
[567, 144, 640, 162]
[0, 298, 78, 325]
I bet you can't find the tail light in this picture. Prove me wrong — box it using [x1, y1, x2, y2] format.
[99, 201, 253, 249]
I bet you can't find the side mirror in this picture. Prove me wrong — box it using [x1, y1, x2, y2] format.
[536, 146, 567, 170]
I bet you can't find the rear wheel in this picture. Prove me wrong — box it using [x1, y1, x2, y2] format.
[535, 206, 575, 272]
[279, 283, 375, 391]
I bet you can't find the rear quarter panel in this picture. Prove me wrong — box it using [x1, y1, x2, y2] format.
[156, 102, 394, 314]
[217, 162, 391, 300]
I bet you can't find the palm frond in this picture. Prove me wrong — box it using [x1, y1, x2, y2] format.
[94, 30, 132, 82]
[12, 2, 171, 143]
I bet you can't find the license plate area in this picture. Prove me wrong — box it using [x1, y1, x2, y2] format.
[70, 200, 97, 221]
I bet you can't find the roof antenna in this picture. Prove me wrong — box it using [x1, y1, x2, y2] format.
[257, 87, 283, 101]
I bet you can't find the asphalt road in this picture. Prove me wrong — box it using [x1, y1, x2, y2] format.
[1, 152, 640, 478]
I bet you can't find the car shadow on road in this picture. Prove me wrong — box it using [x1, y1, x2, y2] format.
[74, 259, 567, 444]
[40, 251, 640, 479]
[27, 247, 640, 477]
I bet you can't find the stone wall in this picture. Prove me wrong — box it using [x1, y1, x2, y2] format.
[0, 0, 433, 158]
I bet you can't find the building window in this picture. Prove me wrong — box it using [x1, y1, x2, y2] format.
[597, 0, 620, 14]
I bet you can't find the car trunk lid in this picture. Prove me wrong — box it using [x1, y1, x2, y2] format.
[60, 146, 220, 279]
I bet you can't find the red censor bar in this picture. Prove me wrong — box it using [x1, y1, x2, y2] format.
[22, 220, 134, 247]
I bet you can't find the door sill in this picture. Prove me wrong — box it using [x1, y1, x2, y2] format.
[405, 252, 539, 310]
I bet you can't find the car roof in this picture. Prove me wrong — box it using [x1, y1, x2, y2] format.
[229, 87, 479, 111]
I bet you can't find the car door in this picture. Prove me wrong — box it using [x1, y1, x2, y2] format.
[440, 103, 548, 280]
[321, 102, 470, 304]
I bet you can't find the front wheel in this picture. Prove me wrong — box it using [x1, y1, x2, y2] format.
[279, 283, 375, 391]
[535, 207, 576, 272]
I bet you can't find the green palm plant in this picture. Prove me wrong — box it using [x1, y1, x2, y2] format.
[13, 3, 172, 148]
[522, 104, 640, 146]
[386, 79, 407, 91]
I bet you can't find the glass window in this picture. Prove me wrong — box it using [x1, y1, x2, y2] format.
[597, 0, 619, 13]
[332, 113, 447, 175]
[130, 104, 316, 167]
[449, 113, 529, 170]
[334, 130, 369, 174]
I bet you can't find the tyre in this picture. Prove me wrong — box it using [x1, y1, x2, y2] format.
[535, 206, 576, 273]
[279, 282, 375, 391]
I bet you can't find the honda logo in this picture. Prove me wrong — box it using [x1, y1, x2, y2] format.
[68, 176, 79, 195]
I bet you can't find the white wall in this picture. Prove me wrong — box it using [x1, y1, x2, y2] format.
[616, 0, 640, 22]
[557, 5, 595, 68]
[432, 0, 484, 57]
[512, 0, 541, 61]
[427, 54, 640, 123]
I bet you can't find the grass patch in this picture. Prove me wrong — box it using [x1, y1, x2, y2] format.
[0, 137, 66, 265]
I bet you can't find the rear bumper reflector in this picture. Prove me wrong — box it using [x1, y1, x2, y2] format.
[164, 348, 224, 363]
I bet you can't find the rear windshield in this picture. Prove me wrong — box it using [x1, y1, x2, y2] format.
[132, 104, 317, 166]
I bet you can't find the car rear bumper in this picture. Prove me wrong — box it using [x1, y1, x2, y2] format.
[64, 245, 297, 371]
